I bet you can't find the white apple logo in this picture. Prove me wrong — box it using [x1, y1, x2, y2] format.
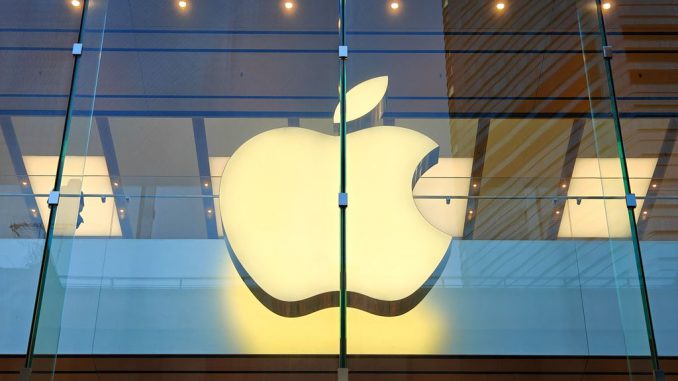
[219, 77, 452, 317]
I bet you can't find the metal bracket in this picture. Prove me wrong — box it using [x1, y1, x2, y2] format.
[626, 193, 637, 209]
[337, 368, 349, 381]
[19, 367, 32, 381]
[338, 192, 348, 207]
[339, 45, 348, 59]
[48, 190, 60, 206]
[603, 45, 613, 59]
[72, 43, 83, 56]
[654, 369, 665, 381]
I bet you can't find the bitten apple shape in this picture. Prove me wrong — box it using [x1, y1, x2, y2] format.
[219, 77, 452, 317]
[219, 126, 452, 316]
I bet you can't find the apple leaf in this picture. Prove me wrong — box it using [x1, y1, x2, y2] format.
[333, 76, 388, 123]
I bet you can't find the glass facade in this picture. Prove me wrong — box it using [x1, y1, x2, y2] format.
[1, 0, 676, 379]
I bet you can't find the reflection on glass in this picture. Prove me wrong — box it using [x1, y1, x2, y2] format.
[2, 0, 674, 378]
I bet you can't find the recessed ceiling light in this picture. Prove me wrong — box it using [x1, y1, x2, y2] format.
[390, 2, 400, 10]
[496, 2, 505, 10]
[70, 0, 81, 7]
[284, 1, 294, 9]
[602, 2, 611, 10]
[178, 0, 187, 8]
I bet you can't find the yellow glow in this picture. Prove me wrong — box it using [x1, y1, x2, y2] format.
[333, 76, 389, 124]
[218, 77, 451, 352]
[70, 0, 81, 7]
[496, 2, 505, 10]
[602, 2, 611, 10]
[223, 259, 443, 354]
[178, 0, 187, 8]
[219, 126, 451, 302]
[390, 2, 400, 10]
[284, 1, 294, 9]
[558, 158, 657, 238]
[24, 156, 122, 237]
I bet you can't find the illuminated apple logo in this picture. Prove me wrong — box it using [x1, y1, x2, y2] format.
[219, 76, 452, 317]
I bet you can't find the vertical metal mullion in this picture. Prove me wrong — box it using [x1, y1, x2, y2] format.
[338, 0, 348, 371]
[593, 0, 662, 378]
[23, 0, 91, 372]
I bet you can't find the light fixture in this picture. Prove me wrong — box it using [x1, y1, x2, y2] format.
[390, 1, 400, 10]
[70, 0, 81, 7]
[204, 182, 210, 187]
[602, 2, 611, 10]
[119, 208, 125, 213]
[557, 158, 657, 238]
[472, 183, 477, 188]
[496, 2, 505, 10]
[284, 1, 294, 9]
[21, 180, 28, 186]
[24, 155, 122, 236]
[178, 0, 187, 9]
[468, 209, 474, 214]
[643, 210, 648, 215]
[652, 183, 657, 188]
[221, 125, 451, 306]
[113, 181, 119, 187]
[561, 183, 567, 188]
[555, 210, 560, 215]
[220, 77, 454, 310]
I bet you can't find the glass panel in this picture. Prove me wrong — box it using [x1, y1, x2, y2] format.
[9, 0, 672, 379]
[0, 0, 82, 375]
[344, 0, 653, 377]
[30, 0, 341, 377]
[604, 0, 678, 370]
